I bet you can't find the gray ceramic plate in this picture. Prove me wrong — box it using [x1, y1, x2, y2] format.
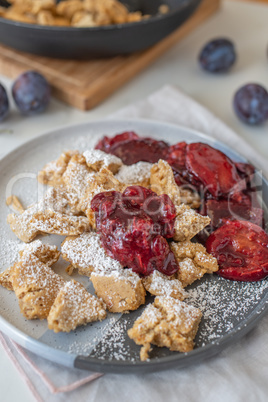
[0, 119, 267, 374]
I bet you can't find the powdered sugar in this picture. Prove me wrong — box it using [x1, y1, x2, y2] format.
[61, 280, 105, 317]
[41, 160, 62, 177]
[0, 235, 22, 270]
[33, 211, 89, 233]
[90, 317, 136, 362]
[65, 314, 119, 355]
[61, 232, 123, 272]
[63, 156, 94, 199]
[38, 187, 79, 216]
[179, 258, 198, 274]
[143, 270, 187, 299]
[139, 303, 162, 326]
[83, 149, 122, 170]
[155, 295, 202, 329]
[93, 264, 141, 286]
[187, 276, 268, 345]
[94, 268, 140, 284]
[115, 161, 152, 184]
[178, 258, 205, 287]
[21, 239, 57, 258]
[17, 242, 62, 289]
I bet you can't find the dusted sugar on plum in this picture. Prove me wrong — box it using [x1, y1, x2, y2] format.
[206, 220, 268, 281]
[91, 186, 179, 276]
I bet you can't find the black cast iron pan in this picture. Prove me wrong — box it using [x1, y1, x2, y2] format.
[0, 0, 202, 59]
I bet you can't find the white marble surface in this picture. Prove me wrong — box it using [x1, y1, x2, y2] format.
[0, 1, 267, 401]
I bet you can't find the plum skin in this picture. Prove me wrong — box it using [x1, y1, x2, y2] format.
[233, 83, 268, 125]
[0, 83, 9, 121]
[198, 38, 236, 73]
[12, 71, 51, 115]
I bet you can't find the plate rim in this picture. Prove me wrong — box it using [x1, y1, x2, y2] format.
[0, 116, 264, 169]
[0, 117, 267, 373]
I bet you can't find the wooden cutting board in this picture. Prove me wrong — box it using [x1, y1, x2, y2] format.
[0, 0, 220, 110]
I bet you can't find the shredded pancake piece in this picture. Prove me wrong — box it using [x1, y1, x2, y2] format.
[173, 204, 210, 242]
[128, 296, 202, 361]
[83, 149, 122, 174]
[91, 267, 146, 313]
[1, 241, 64, 319]
[7, 186, 91, 243]
[38, 150, 78, 187]
[7, 207, 91, 243]
[170, 240, 218, 287]
[19, 239, 61, 267]
[61, 153, 98, 216]
[61, 232, 123, 277]
[0, 240, 61, 291]
[142, 270, 187, 300]
[82, 166, 125, 223]
[0, 268, 13, 291]
[38, 149, 123, 217]
[62, 232, 145, 313]
[39, 186, 81, 216]
[61, 153, 124, 216]
[115, 161, 152, 188]
[47, 280, 106, 333]
[150, 159, 200, 208]
[6, 195, 25, 214]
[82, 166, 124, 206]
[0, 0, 163, 27]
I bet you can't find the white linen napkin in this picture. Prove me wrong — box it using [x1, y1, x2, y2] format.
[1, 85, 268, 402]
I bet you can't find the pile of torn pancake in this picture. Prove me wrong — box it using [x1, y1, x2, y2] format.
[0, 0, 169, 27]
[1, 148, 219, 361]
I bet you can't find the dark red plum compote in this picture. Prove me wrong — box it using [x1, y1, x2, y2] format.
[91, 186, 179, 277]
